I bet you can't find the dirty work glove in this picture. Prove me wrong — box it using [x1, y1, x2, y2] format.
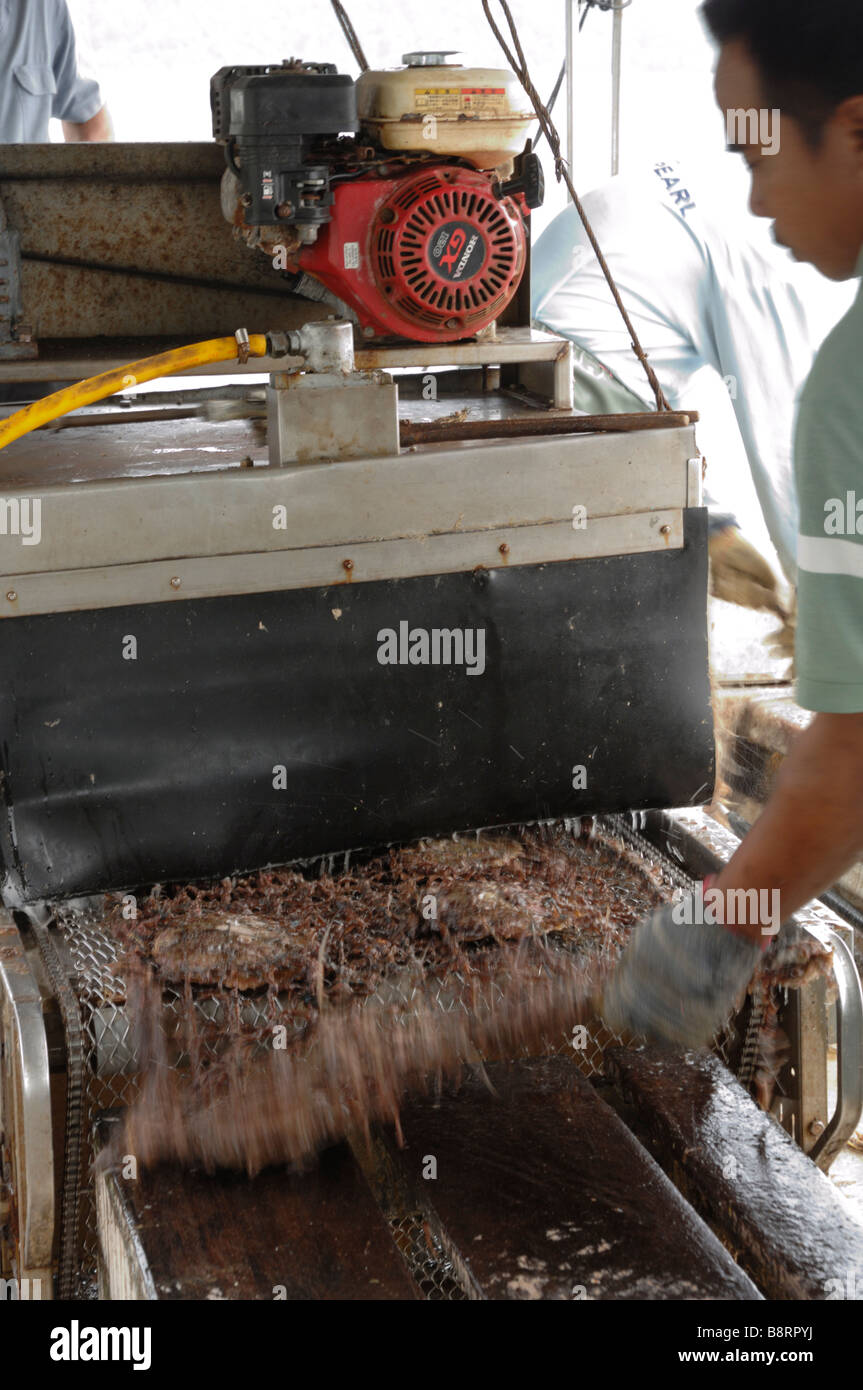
[764, 589, 797, 676]
[602, 893, 762, 1049]
[709, 518, 786, 617]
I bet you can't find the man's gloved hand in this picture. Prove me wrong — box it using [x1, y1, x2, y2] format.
[602, 892, 763, 1049]
[709, 521, 786, 617]
[764, 589, 797, 675]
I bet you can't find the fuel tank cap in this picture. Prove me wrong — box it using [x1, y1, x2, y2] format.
[402, 51, 463, 67]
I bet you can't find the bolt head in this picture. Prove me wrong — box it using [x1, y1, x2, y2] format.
[5, 590, 16, 602]
[170, 577, 181, 590]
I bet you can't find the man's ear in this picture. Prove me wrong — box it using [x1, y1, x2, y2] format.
[835, 94, 863, 157]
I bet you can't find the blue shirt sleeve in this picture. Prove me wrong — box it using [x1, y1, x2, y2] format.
[50, 0, 103, 124]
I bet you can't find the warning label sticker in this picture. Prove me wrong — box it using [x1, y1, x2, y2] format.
[413, 86, 507, 116]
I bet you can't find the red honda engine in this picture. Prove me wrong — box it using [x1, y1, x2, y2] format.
[212, 57, 543, 344]
[295, 166, 528, 343]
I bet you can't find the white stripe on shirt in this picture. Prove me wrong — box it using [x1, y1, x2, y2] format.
[798, 532, 863, 579]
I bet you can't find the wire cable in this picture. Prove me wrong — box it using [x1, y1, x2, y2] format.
[482, 0, 670, 412]
[330, 0, 370, 72]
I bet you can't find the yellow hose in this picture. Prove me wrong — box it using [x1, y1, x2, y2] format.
[0, 333, 269, 452]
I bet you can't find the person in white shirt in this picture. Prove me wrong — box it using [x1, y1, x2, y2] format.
[532, 155, 854, 615]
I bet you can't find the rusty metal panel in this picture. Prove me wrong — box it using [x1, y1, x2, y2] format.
[0, 143, 323, 340]
[0, 143, 226, 181]
[6, 183, 273, 284]
[16, 262, 318, 341]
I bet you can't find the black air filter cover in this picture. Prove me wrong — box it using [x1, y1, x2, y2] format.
[210, 63, 357, 140]
[211, 62, 358, 228]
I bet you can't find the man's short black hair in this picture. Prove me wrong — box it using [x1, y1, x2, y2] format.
[701, 0, 863, 145]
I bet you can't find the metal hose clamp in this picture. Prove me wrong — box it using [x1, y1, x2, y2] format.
[234, 327, 251, 364]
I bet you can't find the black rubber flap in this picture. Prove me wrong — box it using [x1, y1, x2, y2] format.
[0, 511, 713, 901]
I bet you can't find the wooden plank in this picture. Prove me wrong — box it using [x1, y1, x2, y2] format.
[103, 1142, 419, 1301]
[607, 1046, 863, 1300]
[389, 1057, 761, 1300]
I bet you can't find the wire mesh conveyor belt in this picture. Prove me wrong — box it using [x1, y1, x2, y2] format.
[26, 810, 836, 1298]
[43, 816, 667, 1293]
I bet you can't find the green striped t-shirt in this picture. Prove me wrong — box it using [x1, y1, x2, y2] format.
[794, 245, 863, 712]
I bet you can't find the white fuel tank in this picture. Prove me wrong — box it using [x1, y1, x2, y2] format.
[356, 52, 536, 169]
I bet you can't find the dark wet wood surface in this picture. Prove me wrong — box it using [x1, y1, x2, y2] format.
[607, 1046, 863, 1300]
[391, 1057, 761, 1300]
[110, 1055, 828, 1301]
[115, 1141, 418, 1301]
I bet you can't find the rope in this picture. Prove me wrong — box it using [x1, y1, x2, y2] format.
[330, 0, 370, 73]
[482, 0, 670, 412]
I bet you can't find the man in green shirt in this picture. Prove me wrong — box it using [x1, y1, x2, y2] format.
[605, 0, 863, 1046]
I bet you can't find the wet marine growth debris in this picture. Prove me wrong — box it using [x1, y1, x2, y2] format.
[102, 823, 663, 1173]
[99, 821, 831, 1174]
